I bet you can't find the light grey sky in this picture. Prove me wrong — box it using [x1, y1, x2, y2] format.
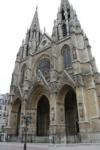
[0, 0, 100, 94]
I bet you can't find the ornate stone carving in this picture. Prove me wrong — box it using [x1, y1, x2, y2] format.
[50, 82, 58, 94]
[36, 58, 50, 81]
[73, 74, 84, 87]
[72, 46, 77, 59]
[78, 102, 84, 119]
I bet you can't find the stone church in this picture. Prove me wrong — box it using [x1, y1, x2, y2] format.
[8, 0, 100, 143]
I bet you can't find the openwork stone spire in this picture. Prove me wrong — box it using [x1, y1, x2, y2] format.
[31, 7, 40, 31]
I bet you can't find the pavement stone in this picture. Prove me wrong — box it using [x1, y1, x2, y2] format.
[0, 143, 100, 150]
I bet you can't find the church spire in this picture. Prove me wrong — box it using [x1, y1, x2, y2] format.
[61, 0, 70, 9]
[29, 7, 42, 53]
[61, 0, 69, 5]
[31, 6, 40, 30]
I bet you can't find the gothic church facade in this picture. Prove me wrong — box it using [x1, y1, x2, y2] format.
[8, 0, 100, 143]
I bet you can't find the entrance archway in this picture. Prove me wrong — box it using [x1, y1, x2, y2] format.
[65, 89, 79, 138]
[12, 99, 21, 136]
[37, 96, 50, 136]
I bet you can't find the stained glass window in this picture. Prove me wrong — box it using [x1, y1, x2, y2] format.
[63, 46, 72, 68]
[37, 58, 50, 80]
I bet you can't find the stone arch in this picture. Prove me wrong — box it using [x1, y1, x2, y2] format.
[61, 45, 72, 68]
[11, 98, 22, 135]
[58, 85, 73, 103]
[36, 95, 50, 136]
[57, 85, 79, 142]
[64, 89, 79, 137]
[27, 84, 50, 136]
[28, 83, 50, 109]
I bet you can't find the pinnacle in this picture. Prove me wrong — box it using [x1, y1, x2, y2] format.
[61, 0, 70, 5]
[31, 6, 40, 30]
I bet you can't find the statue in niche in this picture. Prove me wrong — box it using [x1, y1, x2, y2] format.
[72, 46, 77, 59]
[51, 53, 57, 70]
[74, 75, 83, 87]
[79, 102, 84, 119]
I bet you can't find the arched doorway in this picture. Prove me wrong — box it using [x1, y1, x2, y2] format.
[12, 99, 21, 136]
[37, 96, 50, 136]
[64, 89, 79, 141]
[16, 104, 21, 136]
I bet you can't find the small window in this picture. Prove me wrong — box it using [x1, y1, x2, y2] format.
[34, 24, 36, 28]
[26, 45, 29, 56]
[33, 30, 36, 39]
[67, 9, 70, 20]
[62, 24, 67, 37]
[42, 40, 47, 46]
[0, 106, 2, 110]
[61, 9, 65, 20]
[1, 125, 4, 130]
[62, 45, 72, 68]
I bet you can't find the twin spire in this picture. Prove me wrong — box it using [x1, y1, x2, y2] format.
[22, 0, 81, 50]
[31, 6, 40, 31]
[18, 0, 82, 58]
[30, 0, 70, 33]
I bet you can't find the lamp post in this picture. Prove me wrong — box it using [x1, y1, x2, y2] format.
[22, 115, 32, 150]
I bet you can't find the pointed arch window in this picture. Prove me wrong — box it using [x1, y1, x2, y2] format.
[62, 45, 72, 68]
[67, 8, 70, 20]
[28, 29, 31, 41]
[20, 64, 27, 85]
[33, 30, 36, 39]
[61, 9, 65, 20]
[62, 24, 67, 37]
[32, 30, 36, 39]
[26, 45, 29, 56]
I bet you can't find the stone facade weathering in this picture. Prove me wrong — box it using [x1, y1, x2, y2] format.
[0, 93, 9, 132]
[8, 0, 100, 143]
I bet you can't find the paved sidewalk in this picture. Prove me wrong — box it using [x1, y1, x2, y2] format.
[0, 143, 100, 150]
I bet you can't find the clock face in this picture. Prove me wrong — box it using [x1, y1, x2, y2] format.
[36, 58, 50, 80]
[42, 40, 47, 46]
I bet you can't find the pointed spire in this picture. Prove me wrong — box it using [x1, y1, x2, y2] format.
[31, 6, 40, 30]
[44, 27, 46, 33]
[61, 0, 69, 4]
[61, 0, 70, 7]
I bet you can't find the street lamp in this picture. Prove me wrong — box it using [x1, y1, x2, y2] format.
[22, 115, 32, 150]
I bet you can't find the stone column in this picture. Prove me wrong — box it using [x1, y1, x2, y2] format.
[49, 93, 57, 143]
[84, 75, 100, 118]
[27, 108, 37, 136]
[7, 103, 13, 134]
[49, 92, 66, 143]
[19, 100, 26, 136]
[76, 86, 88, 123]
